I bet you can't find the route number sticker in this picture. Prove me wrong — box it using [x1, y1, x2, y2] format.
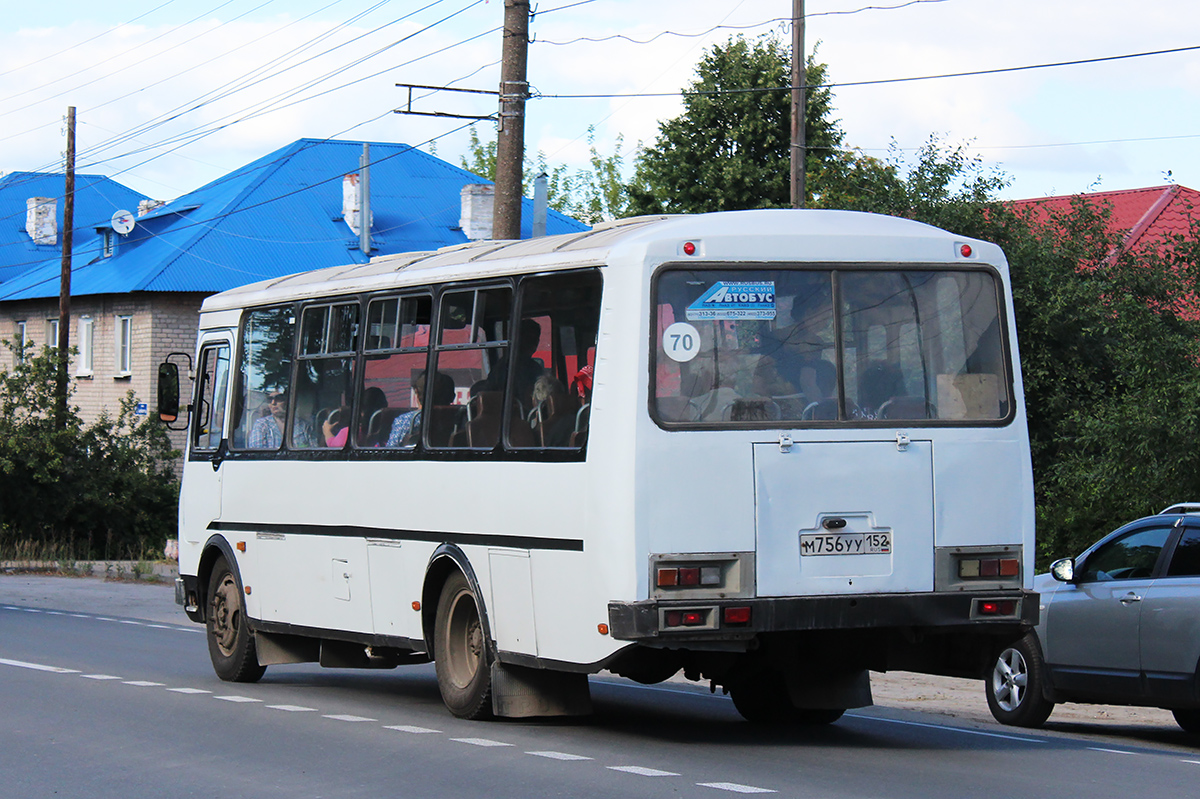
[662, 322, 701, 362]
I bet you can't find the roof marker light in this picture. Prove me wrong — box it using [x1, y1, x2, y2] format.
[683, 241, 697, 255]
[960, 243, 973, 258]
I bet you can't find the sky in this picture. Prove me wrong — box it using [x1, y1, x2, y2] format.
[2, 0, 1197, 207]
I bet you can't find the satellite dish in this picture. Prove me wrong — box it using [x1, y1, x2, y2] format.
[111, 210, 134, 236]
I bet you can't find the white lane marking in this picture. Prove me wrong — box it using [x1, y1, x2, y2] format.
[526, 751, 593, 761]
[698, 782, 777, 794]
[384, 725, 441, 734]
[451, 738, 513, 747]
[2, 606, 20, 610]
[147, 625, 175, 629]
[20, 608, 42, 613]
[81, 674, 122, 680]
[215, 695, 261, 703]
[96, 617, 118, 622]
[1182, 760, 1200, 765]
[845, 712, 1048, 743]
[167, 688, 211, 694]
[119, 620, 143, 626]
[608, 766, 681, 777]
[1089, 747, 1138, 755]
[268, 705, 317, 712]
[323, 714, 376, 722]
[45, 611, 65, 616]
[0, 657, 80, 674]
[122, 680, 164, 687]
[70, 614, 88, 619]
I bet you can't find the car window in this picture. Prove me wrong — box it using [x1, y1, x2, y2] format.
[1077, 526, 1171, 582]
[1166, 527, 1200, 577]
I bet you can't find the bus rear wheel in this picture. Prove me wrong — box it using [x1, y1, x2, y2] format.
[434, 572, 493, 719]
[206, 556, 266, 683]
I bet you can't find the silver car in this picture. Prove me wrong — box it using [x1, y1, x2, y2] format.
[986, 504, 1200, 731]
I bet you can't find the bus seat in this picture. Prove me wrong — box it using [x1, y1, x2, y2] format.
[877, 396, 929, 420]
[656, 396, 702, 422]
[802, 398, 840, 421]
[569, 404, 591, 447]
[427, 405, 465, 447]
[368, 407, 403, 445]
[722, 399, 781, 422]
[466, 391, 503, 448]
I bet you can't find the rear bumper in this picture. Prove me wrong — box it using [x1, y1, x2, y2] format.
[607, 589, 1038, 642]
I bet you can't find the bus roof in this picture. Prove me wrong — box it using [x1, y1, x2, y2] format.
[200, 209, 1000, 313]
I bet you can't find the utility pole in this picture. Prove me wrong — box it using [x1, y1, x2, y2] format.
[493, 0, 530, 241]
[790, 0, 806, 208]
[56, 105, 75, 428]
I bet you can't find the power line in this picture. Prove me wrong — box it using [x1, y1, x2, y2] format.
[533, 44, 1200, 98]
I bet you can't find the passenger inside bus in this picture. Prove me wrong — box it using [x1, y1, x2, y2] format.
[248, 392, 316, 449]
[386, 370, 455, 447]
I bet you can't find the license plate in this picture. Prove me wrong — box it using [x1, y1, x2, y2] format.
[800, 532, 892, 556]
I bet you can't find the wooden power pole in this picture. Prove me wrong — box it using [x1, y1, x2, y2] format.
[56, 105, 75, 428]
[790, 0, 806, 208]
[493, 0, 530, 241]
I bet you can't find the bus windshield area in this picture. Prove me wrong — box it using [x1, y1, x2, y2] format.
[654, 267, 1010, 425]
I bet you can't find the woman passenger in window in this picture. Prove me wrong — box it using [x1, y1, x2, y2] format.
[386, 371, 455, 447]
[248, 392, 316, 449]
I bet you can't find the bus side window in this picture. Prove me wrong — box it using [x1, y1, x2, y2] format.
[432, 287, 511, 449]
[508, 271, 602, 449]
[359, 294, 431, 448]
[193, 344, 230, 450]
[235, 306, 298, 451]
[296, 302, 359, 449]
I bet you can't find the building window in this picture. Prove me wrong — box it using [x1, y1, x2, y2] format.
[77, 316, 94, 376]
[46, 318, 59, 351]
[115, 315, 133, 376]
[15, 320, 27, 362]
[102, 230, 114, 258]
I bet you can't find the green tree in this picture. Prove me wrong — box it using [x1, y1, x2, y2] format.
[460, 125, 629, 224]
[624, 35, 844, 214]
[0, 340, 179, 559]
[862, 142, 1200, 563]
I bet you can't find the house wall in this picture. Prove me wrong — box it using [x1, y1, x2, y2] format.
[0, 293, 206, 478]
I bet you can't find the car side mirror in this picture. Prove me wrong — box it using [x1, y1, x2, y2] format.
[1050, 557, 1075, 583]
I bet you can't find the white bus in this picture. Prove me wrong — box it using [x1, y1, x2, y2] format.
[164, 209, 1036, 723]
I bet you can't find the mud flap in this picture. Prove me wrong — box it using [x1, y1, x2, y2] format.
[490, 662, 593, 718]
[785, 668, 873, 710]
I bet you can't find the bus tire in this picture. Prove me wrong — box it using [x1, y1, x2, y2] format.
[985, 633, 1053, 728]
[1173, 709, 1200, 733]
[206, 556, 266, 683]
[434, 571, 494, 719]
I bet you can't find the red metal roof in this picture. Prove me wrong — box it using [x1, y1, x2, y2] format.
[1007, 185, 1200, 254]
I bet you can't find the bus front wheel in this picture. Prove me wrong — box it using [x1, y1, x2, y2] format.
[434, 572, 494, 719]
[206, 556, 266, 683]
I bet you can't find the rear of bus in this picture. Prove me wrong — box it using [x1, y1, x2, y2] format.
[605, 210, 1035, 719]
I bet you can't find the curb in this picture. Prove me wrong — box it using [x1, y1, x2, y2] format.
[0, 560, 179, 583]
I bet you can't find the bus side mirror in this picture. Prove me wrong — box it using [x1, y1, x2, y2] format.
[158, 362, 181, 423]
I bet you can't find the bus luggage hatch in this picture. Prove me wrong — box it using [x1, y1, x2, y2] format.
[753, 439, 934, 598]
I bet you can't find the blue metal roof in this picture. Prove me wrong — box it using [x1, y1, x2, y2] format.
[0, 171, 149, 287]
[0, 139, 589, 301]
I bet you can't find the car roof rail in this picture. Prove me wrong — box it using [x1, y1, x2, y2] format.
[1159, 502, 1200, 515]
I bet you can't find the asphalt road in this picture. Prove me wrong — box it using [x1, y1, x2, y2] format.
[3, 575, 1199, 798]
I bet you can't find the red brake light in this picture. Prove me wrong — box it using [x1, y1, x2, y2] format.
[681, 611, 705, 626]
[678, 568, 701, 586]
[723, 606, 751, 625]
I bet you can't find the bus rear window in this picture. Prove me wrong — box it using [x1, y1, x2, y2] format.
[653, 267, 1010, 426]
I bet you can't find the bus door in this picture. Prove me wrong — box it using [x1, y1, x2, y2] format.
[180, 332, 234, 545]
[753, 436, 935, 597]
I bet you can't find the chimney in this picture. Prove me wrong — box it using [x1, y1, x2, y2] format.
[460, 184, 495, 241]
[26, 197, 57, 245]
[137, 199, 165, 216]
[342, 173, 373, 236]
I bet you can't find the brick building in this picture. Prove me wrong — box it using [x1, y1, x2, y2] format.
[0, 140, 588, 471]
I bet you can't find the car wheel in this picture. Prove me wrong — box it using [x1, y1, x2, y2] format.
[206, 556, 266, 683]
[434, 571, 494, 719]
[1173, 709, 1200, 733]
[985, 632, 1053, 728]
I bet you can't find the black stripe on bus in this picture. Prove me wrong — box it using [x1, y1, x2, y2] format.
[206, 521, 584, 552]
